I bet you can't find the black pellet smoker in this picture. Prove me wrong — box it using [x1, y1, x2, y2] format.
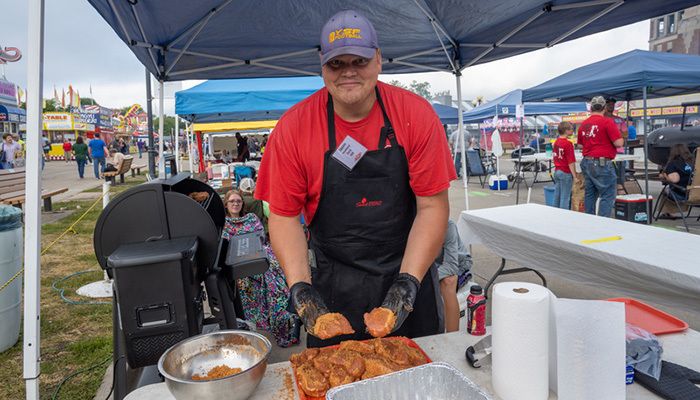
[94, 173, 269, 400]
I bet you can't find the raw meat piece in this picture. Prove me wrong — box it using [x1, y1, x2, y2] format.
[364, 307, 396, 338]
[328, 350, 365, 378]
[329, 366, 355, 388]
[362, 355, 398, 379]
[289, 348, 319, 367]
[338, 340, 374, 354]
[296, 363, 329, 397]
[313, 313, 355, 340]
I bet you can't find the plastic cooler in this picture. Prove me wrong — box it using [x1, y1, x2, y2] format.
[0, 205, 23, 352]
[615, 194, 653, 224]
[488, 175, 508, 190]
[544, 185, 556, 206]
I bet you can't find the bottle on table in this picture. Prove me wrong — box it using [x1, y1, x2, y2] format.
[467, 285, 486, 336]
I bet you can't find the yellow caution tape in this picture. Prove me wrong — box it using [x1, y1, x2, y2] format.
[581, 235, 622, 244]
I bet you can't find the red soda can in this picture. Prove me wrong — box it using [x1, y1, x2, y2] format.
[467, 285, 486, 335]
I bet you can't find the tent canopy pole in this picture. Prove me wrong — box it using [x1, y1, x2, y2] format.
[158, 80, 165, 178]
[642, 86, 651, 224]
[456, 73, 468, 210]
[24, 1, 45, 399]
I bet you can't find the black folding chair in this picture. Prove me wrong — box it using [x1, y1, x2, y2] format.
[466, 149, 487, 188]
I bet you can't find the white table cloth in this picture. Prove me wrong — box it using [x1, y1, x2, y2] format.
[125, 328, 700, 399]
[458, 204, 700, 314]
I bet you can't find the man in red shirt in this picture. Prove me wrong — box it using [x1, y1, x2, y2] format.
[256, 10, 455, 347]
[577, 96, 623, 217]
[552, 122, 578, 209]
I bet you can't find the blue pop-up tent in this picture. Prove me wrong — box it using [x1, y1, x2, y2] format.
[431, 103, 460, 125]
[176, 76, 324, 123]
[522, 49, 700, 102]
[522, 49, 700, 224]
[462, 89, 587, 122]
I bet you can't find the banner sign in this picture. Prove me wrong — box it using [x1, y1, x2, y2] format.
[0, 80, 16, 103]
[43, 112, 73, 130]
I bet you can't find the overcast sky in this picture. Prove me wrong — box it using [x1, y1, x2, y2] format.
[2, 0, 650, 114]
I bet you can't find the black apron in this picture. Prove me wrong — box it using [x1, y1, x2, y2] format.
[307, 87, 443, 348]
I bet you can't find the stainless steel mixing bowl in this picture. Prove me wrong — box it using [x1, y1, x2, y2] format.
[157, 330, 271, 400]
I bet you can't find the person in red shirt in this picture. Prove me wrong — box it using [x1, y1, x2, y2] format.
[577, 96, 623, 217]
[62, 139, 73, 164]
[256, 10, 455, 347]
[552, 122, 578, 209]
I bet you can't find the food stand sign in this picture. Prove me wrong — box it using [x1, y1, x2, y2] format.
[43, 113, 73, 130]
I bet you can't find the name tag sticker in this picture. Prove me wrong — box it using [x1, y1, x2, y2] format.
[332, 135, 367, 170]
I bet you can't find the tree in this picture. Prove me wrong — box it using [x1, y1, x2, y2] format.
[80, 97, 97, 106]
[408, 80, 432, 100]
[43, 99, 58, 112]
[152, 115, 177, 136]
[388, 80, 408, 90]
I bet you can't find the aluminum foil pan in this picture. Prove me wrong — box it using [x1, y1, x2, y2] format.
[325, 362, 492, 400]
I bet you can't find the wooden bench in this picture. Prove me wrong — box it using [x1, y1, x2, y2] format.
[131, 163, 146, 177]
[103, 156, 134, 184]
[0, 167, 68, 212]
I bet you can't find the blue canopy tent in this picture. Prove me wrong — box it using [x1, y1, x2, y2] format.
[522, 49, 700, 102]
[522, 49, 700, 223]
[21, 2, 700, 398]
[431, 103, 460, 125]
[176, 76, 324, 123]
[462, 89, 587, 123]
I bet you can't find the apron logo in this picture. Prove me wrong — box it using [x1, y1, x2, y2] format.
[356, 197, 383, 208]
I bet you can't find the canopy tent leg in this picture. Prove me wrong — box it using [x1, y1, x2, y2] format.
[24, 1, 45, 399]
[175, 115, 180, 172]
[186, 123, 194, 174]
[642, 86, 651, 224]
[158, 80, 165, 179]
[456, 73, 468, 210]
[145, 69, 156, 179]
[515, 116, 524, 204]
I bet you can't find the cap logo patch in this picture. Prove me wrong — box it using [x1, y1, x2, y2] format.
[329, 28, 362, 43]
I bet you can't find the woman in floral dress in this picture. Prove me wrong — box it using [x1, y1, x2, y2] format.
[222, 189, 301, 347]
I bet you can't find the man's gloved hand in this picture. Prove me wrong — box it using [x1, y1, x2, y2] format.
[289, 282, 330, 336]
[381, 273, 421, 333]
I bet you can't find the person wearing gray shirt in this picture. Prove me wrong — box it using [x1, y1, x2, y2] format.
[435, 219, 472, 332]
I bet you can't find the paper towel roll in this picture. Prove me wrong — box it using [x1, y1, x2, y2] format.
[492, 282, 551, 400]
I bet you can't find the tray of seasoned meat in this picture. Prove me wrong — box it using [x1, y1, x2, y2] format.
[289, 337, 431, 400]
[326, 362, 492, 400]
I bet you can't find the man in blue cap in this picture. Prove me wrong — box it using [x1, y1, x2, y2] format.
[256, 10, 456, 347]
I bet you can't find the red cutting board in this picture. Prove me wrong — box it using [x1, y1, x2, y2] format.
[607, 297, 688, 335]
[292, 336, 432, 400]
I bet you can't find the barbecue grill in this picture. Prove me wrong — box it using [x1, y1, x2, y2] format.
[646, 102, 700, 166]
[93, 173, 268, 399]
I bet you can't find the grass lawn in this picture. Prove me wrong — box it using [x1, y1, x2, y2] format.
[0, 175, 147, 400]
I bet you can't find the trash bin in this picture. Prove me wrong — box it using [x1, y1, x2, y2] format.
[0, 205, 23, 352]
[544, 185, 556, 207]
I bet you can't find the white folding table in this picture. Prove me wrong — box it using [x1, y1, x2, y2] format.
[458, 204, 700, 314]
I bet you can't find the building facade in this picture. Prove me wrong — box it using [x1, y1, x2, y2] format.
[649, 6, 700, 55]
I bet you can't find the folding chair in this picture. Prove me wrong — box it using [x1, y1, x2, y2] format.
[465, 149, 487, 188]
[652, 149, 700, 232]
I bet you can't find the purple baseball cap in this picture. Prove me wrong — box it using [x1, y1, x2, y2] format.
[320, 10, 379, 65]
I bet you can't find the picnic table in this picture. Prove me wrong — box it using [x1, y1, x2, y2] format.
[506, 152, 642, 186]
[124, 327, 700, 399]
[457, 203, 700, 314]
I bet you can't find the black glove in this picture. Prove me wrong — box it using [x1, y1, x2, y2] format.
[289, 282, 330, 336]
[381, 273, 421, 333]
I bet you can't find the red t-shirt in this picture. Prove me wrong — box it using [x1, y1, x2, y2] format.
[63, 142, 72, 151]
[255, 81, 456, 224]
[576, 114, 621, 159]
[553, 137, 575, 174]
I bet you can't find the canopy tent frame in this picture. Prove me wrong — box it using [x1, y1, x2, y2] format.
[97, 0, 650, 80]
[24, 1, 700, 398]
